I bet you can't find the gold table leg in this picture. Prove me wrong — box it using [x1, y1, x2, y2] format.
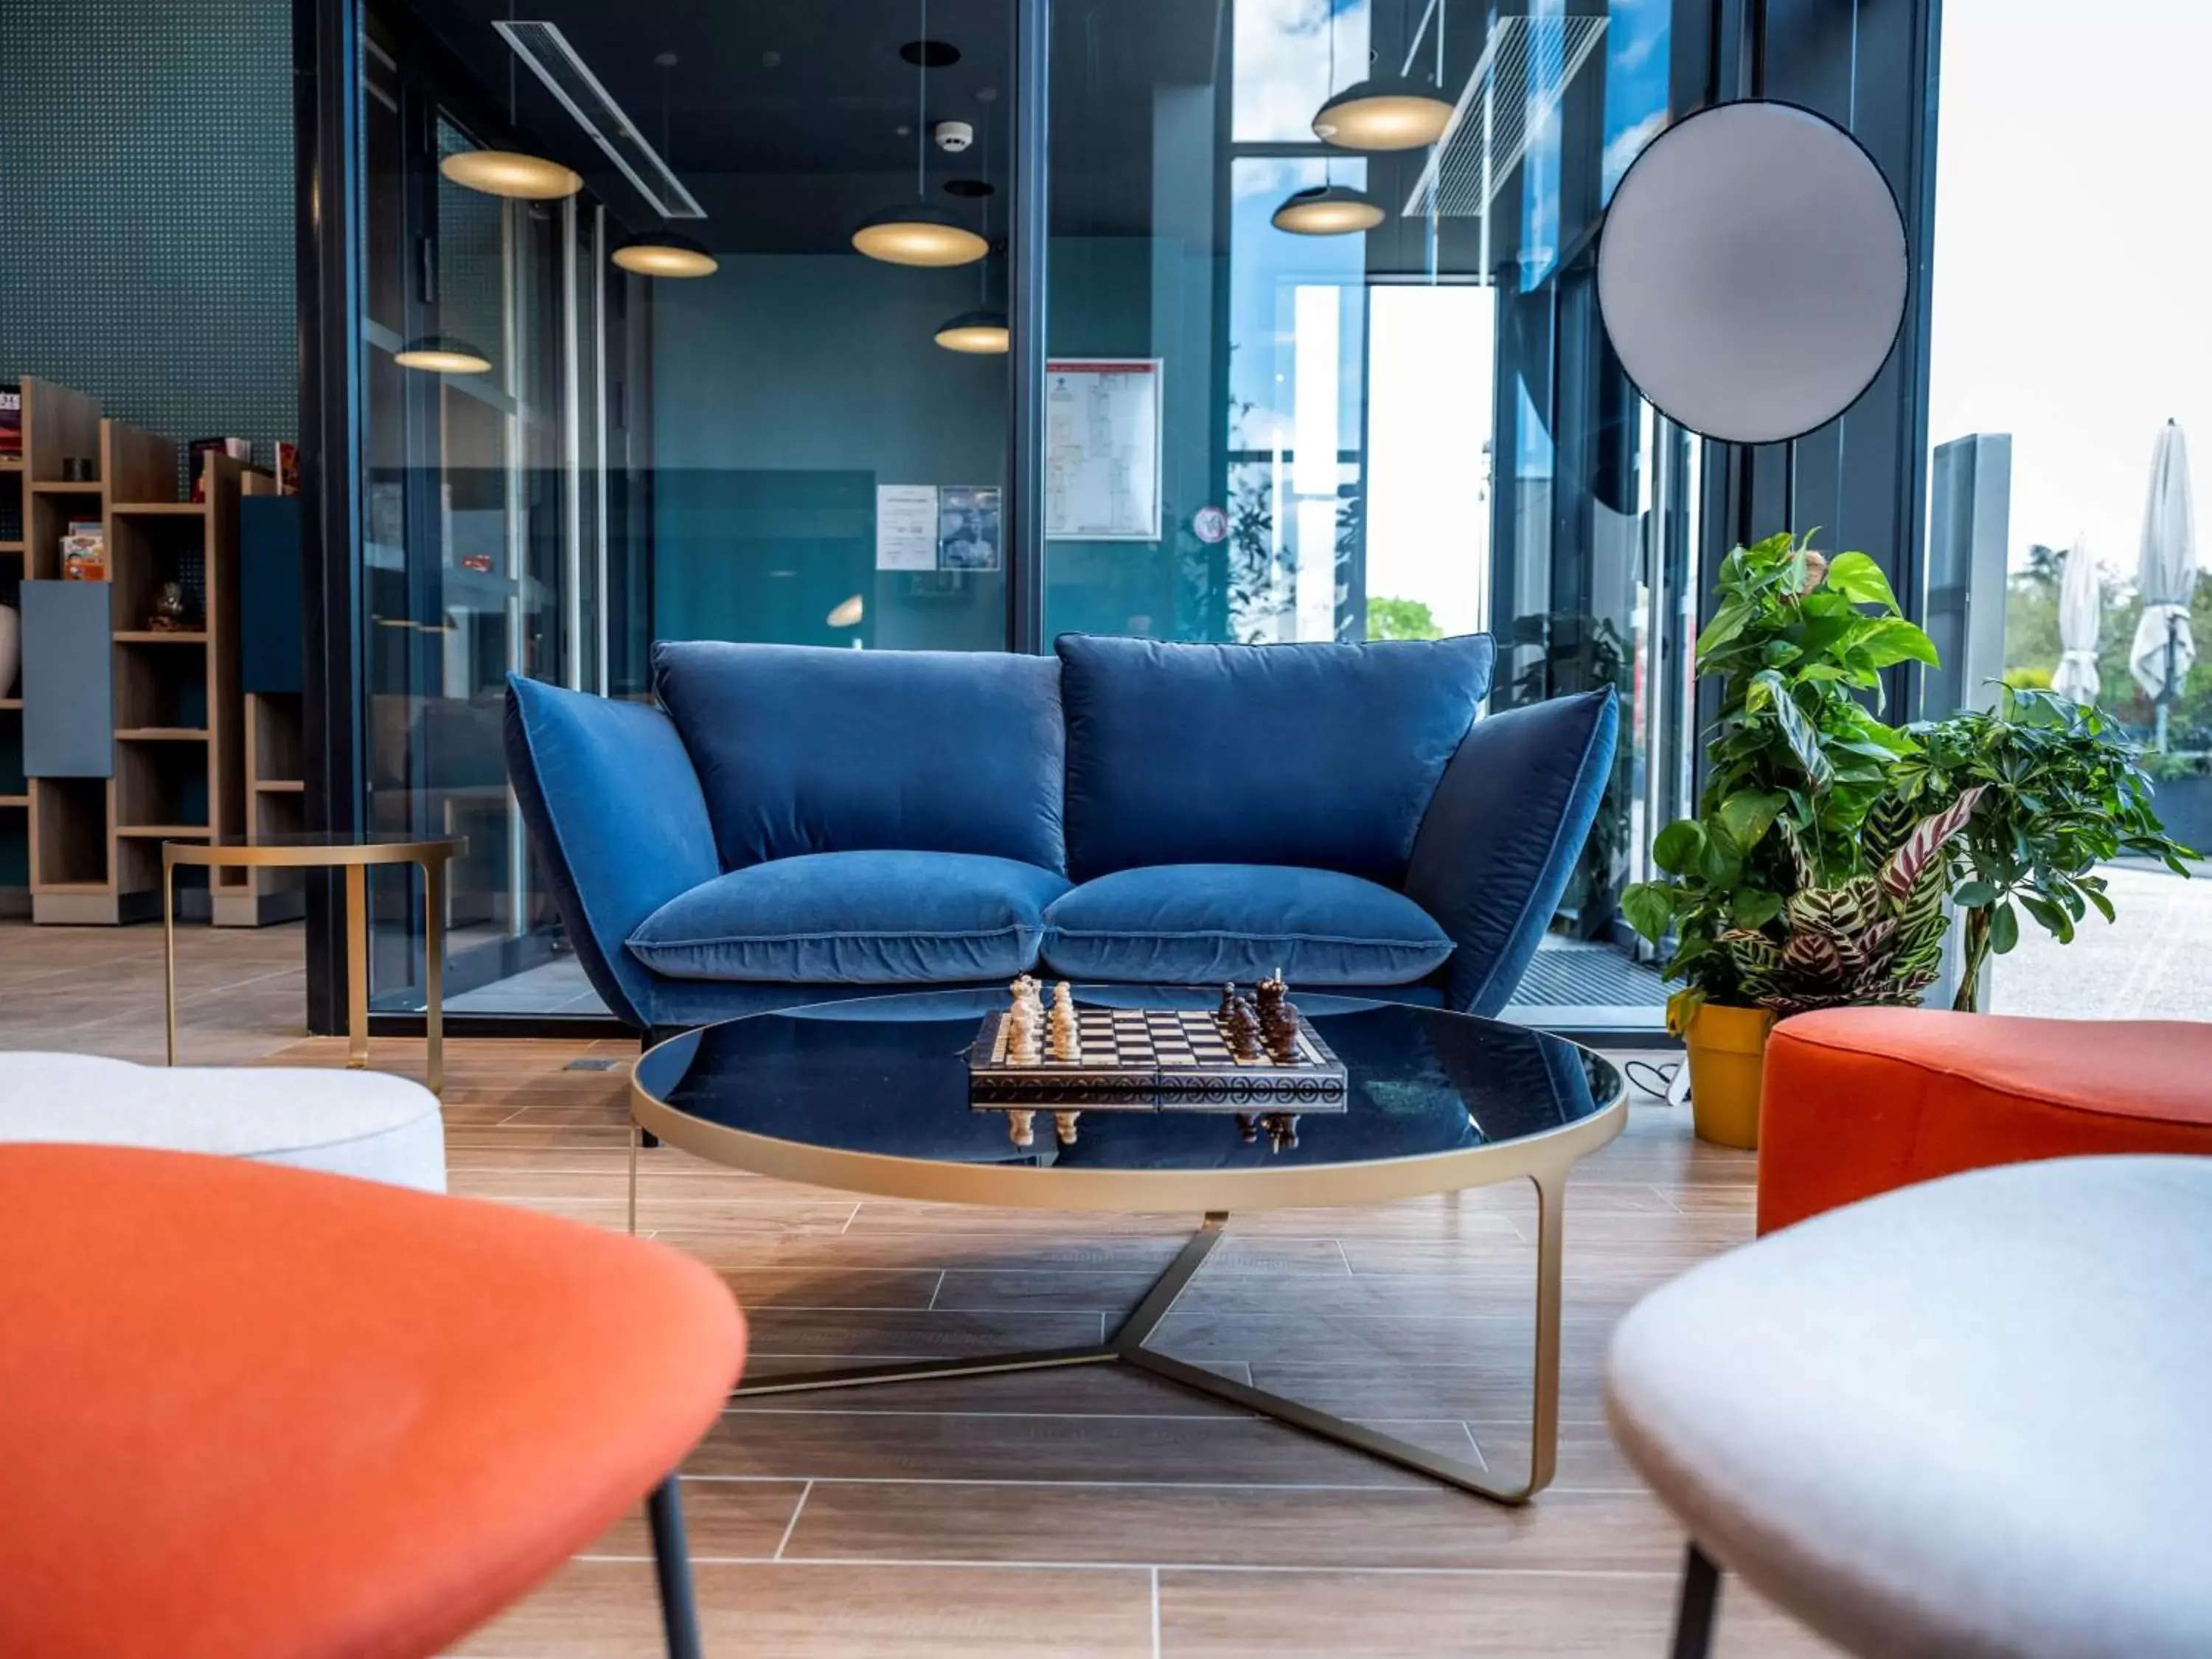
[344, 863, 369, 1070]
[719, 1188, 1571, 1506]
[162, 850, 178, 1067]
[421, 855, 445, 1097]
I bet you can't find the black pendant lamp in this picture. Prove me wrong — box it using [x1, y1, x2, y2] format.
[1275, 7, 1390, 236]
[857, 0, 987, 267]
[616, 57, 720, 279]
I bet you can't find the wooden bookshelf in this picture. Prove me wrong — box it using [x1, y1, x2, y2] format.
[7, 383, 280, 925]
[218, 688, 306, 925]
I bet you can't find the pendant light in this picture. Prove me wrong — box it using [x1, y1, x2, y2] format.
[394, 336, 492, 374]
[1272, 183, 1385, 235]
[442, 1, 580, 198]
[856, 0, 987, 267]
[933, 310, 1008, 352]
[1311, 0, 1455, 151]
[614, 55, 720, 279]
[439, 149, 582, 199]
[936, 95, 1006, 350]
[1275, 10, 1387, 236]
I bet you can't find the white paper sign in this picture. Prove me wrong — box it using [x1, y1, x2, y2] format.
[875, 484, 940, 570]
[1045, 358, 1164, 542]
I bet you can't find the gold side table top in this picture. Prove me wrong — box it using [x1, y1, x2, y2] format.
[162, 835, 467, 1095]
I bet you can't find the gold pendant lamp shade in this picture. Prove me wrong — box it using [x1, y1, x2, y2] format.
[1311, 77, 1455, 150]
[394, 336, 493, 375]
[613, 232, 719, 278]
[853, 204, 989, 268]
[1271, 183, 1386, 235]
[439, 148, 583, 200]
[933, 309, 1009, 353]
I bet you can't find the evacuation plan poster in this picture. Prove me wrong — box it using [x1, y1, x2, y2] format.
[1045, 358, 1163, 542]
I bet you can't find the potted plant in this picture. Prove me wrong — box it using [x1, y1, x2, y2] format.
[1893, 686, 2197, 1009]
[1622, 532, 1941, 1147]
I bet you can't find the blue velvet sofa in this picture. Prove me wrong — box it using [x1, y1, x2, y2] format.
[503, 633, 1617, 1036]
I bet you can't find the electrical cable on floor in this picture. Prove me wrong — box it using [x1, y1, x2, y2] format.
[1624, 1058, 1690, 1107]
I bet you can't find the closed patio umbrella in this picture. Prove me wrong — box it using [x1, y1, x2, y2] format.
[2052, 535, 2102, 703]
[2128, 420, 2199, 746]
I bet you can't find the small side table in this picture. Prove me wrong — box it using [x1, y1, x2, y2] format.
[163, 835, 467, 1095]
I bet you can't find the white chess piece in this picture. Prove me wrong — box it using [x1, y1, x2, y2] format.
[1048, 982, 1079, 1061]
[1006, 1004, 1040, 1065]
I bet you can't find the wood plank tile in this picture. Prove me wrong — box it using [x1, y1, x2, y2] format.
[783, 1481, 1682, 1571]
[1155, 1567, 1847, 1658]
[453, 1560, 1155, 1658]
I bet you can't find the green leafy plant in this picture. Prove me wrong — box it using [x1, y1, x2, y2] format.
[1621, 532, 1939, 1027]
[1366, 595, 1444, 641]
[1719, 787, 1980, 1016]
[1891, 686, 2197, 1009]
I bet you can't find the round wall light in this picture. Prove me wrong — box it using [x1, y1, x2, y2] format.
[1596, 100, 1908, 443]
[933, 308, 1009, 353]
[439, 150, 582, 200]
[853, 203, 988, 268]
[1270, 183, 1385, 235]
[394, 336, 492, 375]
[1311, 77, 1455, 151]
[613, 232, 719, 278]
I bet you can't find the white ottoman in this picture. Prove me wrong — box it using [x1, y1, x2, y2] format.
[0, 1052, 445, 1192]
[1604, 1155, 2212, 1659]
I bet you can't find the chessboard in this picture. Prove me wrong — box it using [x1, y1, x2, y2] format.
[966, 1006, 1349, 1113]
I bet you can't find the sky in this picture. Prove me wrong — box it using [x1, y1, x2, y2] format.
[1925, 0, 2212, 585]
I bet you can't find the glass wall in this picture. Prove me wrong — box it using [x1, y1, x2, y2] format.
[1925, 0, 2212, 1018]
[1040, 0, 1690, 1020]
[347, 0, 1705, 1023]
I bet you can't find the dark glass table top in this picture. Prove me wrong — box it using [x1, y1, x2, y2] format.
[633, 987, 1623, 1201]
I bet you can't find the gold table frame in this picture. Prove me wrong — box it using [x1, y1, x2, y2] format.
[631, 1034, 1625, 1506]
[162, 837, 466, 1095]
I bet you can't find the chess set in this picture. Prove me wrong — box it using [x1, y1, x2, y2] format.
[966, 973, 1348, 1152]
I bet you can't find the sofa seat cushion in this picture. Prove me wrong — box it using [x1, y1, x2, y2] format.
[1040, 864, 1453, 986]
[627, 852, 1069, 984]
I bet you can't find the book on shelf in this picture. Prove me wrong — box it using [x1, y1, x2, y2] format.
[0, 383, 20, 460]
[188, 437, 252, 501]
[63, 520, 106, 581]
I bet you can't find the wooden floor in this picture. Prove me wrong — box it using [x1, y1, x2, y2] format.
[0, 919, 1840, 1658]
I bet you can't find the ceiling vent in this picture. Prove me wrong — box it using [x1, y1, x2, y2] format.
[495, 20, 706, 220]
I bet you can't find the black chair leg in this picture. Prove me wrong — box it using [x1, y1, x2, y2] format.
[1669, 1543, 1722, 1659]
[647, 1475, 703, 1659]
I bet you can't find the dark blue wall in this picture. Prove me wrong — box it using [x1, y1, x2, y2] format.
[0, 0, 296, 468]
[649, 254, 1006, 652]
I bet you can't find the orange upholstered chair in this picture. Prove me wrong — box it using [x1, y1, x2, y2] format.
[1757, 1009, 2212, 1234]
[0, 1144, 746, 1659]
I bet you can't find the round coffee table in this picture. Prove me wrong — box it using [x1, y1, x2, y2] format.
[632, 986, 1626, 1505]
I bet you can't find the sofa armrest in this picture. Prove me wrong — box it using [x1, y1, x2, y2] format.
[503, 675, 721, 1029]
[1403, 687, 1618, 1015]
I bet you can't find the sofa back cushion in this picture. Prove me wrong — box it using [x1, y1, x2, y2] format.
[654, 641, 1067, 873]
[1055, 633, 1495, 884]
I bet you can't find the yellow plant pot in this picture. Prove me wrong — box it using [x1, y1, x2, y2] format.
[1684, 1004, 1776, 1150]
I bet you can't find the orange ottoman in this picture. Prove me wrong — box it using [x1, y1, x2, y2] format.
[1757, 1009, 2212, 1234]
[0, 1144, 746, 1659]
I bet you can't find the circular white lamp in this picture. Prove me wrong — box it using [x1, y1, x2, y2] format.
[1596, 100, 1908, 443]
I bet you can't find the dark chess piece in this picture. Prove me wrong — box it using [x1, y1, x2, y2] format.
[1264, 1113, 1301, 1152]
[1217, 983, 1240, 1023]
[1224, 996, 1262, 1060]
[1236, 1113, 1259, 1144]
[1253, 968, 1288, 1026]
